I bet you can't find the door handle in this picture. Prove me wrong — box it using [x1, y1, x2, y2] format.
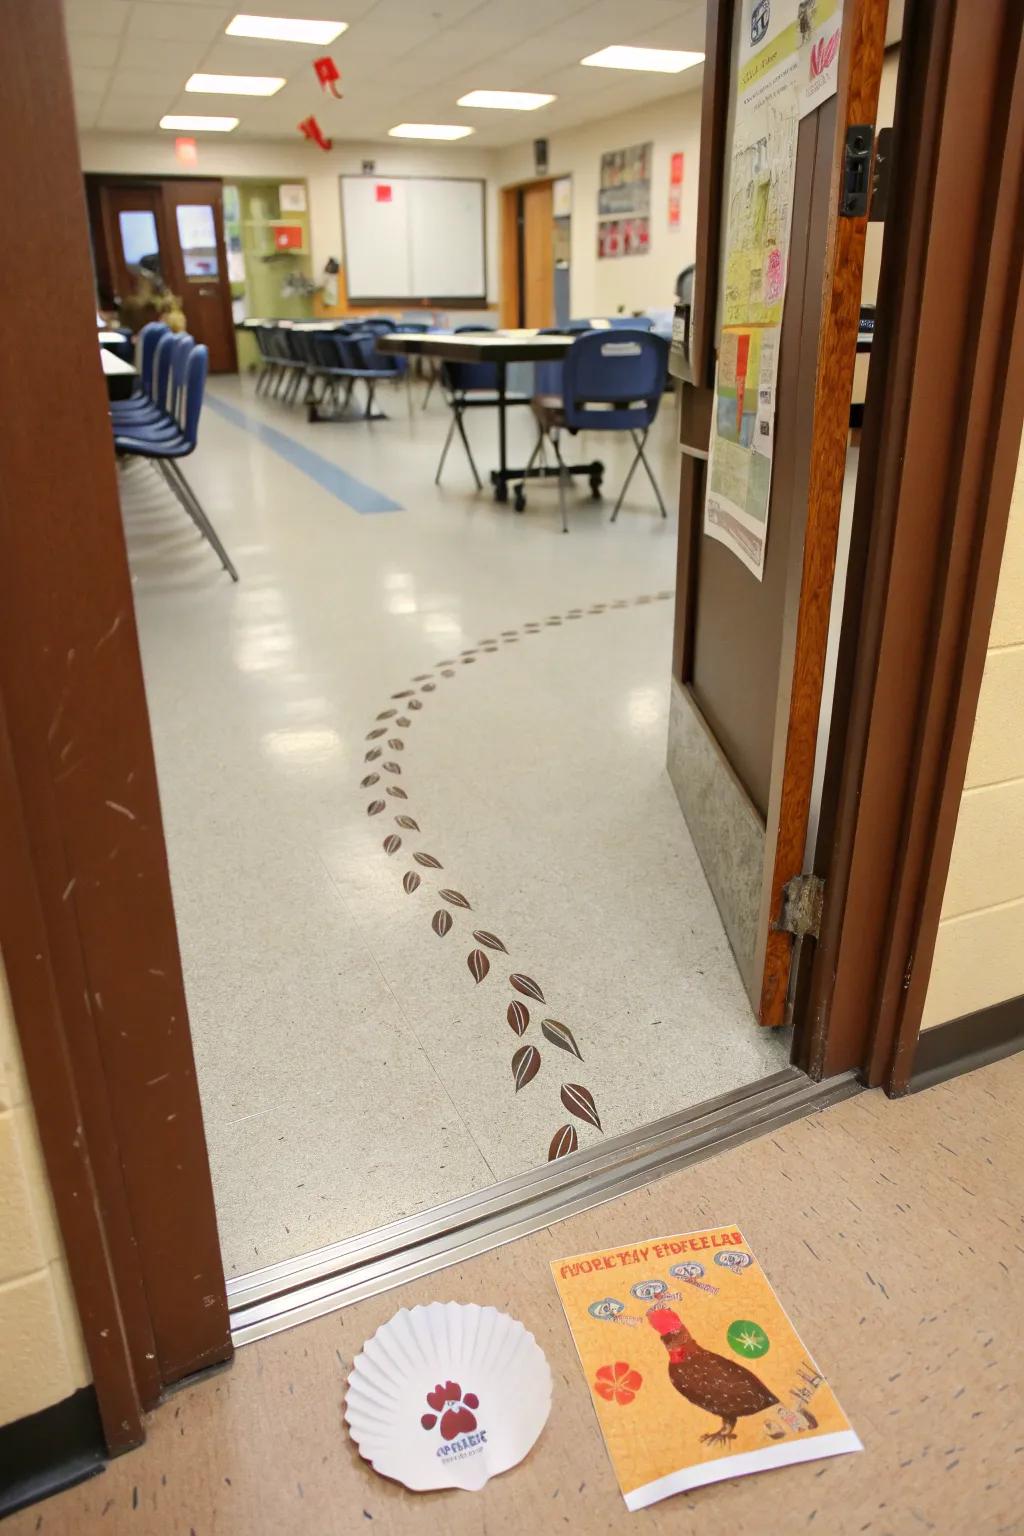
[197, 286, 214, 297]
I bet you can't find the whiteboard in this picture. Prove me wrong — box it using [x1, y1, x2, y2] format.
[340, 175, 486, 301]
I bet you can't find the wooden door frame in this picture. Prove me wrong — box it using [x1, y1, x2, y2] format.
[0, 0, 231, 1455]
[500, 175, 557, 328]
[676, 0, 1024, 1084]
[802, 0, 1024, 1091]
[86, 171, 238, 373]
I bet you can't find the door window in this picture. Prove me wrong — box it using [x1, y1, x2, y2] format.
[175, 204, 219, 278]
[118, 209, 161, 279]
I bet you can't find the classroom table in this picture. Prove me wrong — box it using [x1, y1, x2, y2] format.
[101, 346, 136, 402]
[377, 330, 600, 504]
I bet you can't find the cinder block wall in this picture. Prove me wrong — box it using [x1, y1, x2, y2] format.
[0, 956, 90, 1426]
[923, 433, 1024, 1027]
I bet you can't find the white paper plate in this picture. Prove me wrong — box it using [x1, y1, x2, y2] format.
[345, 1301, 552, 1492]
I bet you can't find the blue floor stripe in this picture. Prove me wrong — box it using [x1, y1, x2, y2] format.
[205, 393, 403, 514]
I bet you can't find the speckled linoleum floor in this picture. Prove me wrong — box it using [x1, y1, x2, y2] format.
[11, 1054, 1022, 1536]
[121, 372, 790, 1278]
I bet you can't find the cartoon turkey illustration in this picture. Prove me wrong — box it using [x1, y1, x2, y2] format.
[647, 1308, 779, 1446]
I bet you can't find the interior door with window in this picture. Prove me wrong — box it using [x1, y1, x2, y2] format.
[668, 0, 888, 1027]
[160, 179, 237, 373]
[98, 178, 236, 373]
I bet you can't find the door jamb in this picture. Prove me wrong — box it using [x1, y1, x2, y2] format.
[803, 0, 1024, 1090]
[0, 0, 232, 1453]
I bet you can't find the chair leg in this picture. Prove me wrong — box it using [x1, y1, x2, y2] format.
[435, 409, 457, 484]
[634, 428, 668, 517]
[161, 460, 239, 582]
[363, 379, 376, 419]
[551, 434, 570, 534]
[610, 431, 645, 523]
[453, 402, 483, 489]
[422, 369, 436, 410]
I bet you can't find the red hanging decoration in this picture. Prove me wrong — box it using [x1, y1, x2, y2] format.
[298, 115, 332, 152]
[313, 56, 342, 98]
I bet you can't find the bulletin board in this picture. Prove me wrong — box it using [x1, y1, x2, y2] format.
[339, 175, 487, 303]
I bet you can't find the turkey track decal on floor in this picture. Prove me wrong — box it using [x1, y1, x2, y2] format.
[360, 590, 674, 1164]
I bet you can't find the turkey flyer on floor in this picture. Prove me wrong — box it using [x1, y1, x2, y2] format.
[551, 1225, 860, 1510]
[703, 0, 843, 579]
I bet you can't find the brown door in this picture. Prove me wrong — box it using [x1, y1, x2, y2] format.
[522, 180, 554, 328]
[669, 0, 888, 1025]
[97, 178, 237, 373]
[160, 178, 237, 373]
[102, 185, 171, 302]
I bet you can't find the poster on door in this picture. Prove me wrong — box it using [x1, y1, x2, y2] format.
[597, 142, 652, 259]
[551, 1225, 860, 1511]
[667, 152, 683, 230]
[703, 0, 843, 579]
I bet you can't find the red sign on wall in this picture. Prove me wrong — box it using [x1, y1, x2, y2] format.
[274, 225, 303, 250]
[376, 184, 393, 203]
[668, 151, 684, 230]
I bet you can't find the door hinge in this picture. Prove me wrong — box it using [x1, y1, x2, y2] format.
[775, 873, 825, 940]
[840, 124, 875, 218]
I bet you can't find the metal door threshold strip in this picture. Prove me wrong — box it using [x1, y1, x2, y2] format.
[228, 1067, 861, 1346]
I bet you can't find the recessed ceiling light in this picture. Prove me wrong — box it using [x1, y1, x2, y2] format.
[457, 90, 556, 111]
[186, 72, 286, 96]
[160, 114, 239, 132]
[580, 46, 704, 73]
[226, 14, 348, 44]
[388, 123, 474, 140]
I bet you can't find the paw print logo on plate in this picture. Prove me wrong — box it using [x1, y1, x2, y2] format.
[593, 1361, 643, 1405]
[420, 1380, 480, 1441]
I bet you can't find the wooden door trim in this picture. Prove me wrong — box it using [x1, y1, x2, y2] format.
[755, 0, 889, 1024]
[805, 0, 1024, 1087]
[671, 0, 732, 684]
[1, 0, 231, 1452]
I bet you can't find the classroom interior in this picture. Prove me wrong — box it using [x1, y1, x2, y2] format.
[74, 0, 897, 1285]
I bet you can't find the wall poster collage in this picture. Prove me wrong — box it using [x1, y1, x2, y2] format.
[597, 142, 652, 260]
[703, 0, 844, 579]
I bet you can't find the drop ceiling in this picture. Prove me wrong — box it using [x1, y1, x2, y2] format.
[66, 0, 706, 147]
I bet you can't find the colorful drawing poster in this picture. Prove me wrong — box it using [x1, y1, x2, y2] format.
[597, 142, 652, 259]
[551, 1225, 860, 1511]
[704, 0, 843, 578]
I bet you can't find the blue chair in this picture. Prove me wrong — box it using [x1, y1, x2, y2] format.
[526, 329, 669, 532]
[113, 345, 238, 581]
[434, 336, 531, 488]
[568, 316, 655, 332]
[109, 330, 189, 432]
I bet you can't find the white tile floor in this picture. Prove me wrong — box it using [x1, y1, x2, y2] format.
[121, 371, 790, 1277]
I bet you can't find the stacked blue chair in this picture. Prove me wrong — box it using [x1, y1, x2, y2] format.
[112, 341, 238, 581]
[523, 329, 669, 532]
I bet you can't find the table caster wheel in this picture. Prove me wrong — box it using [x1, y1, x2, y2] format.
[589, 473, 603, 499]
[513, 486, 526, 512]
[494, 481, 509, 505]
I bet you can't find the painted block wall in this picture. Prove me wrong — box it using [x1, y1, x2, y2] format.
[922, 432, 1024, 1027]
[0, 956, 90, 1426]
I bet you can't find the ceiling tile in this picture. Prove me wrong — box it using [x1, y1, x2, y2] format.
[106, 67, 189, 96]
[63, 0, 131, 36]
[73, 92, 106, 128]
[97, 98, 168, 129]
[126, 3, 227, 42]
[115, 35, 204, 71]
[71, 64, 112, 94]
[67, 32, 121, 67]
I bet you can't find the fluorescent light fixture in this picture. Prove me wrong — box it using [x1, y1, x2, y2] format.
[457, 90, 555, 111]
[388, 122, 474, 140]
[226, 14, 348, 44]
[186, 72, 285, 96]
[160, 114, 239, 132]
[580, 45, 704, 73]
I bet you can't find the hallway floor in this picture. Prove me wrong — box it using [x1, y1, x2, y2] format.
[13, 1054, 1022, 1535]
[122, 370, 789, 1278]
